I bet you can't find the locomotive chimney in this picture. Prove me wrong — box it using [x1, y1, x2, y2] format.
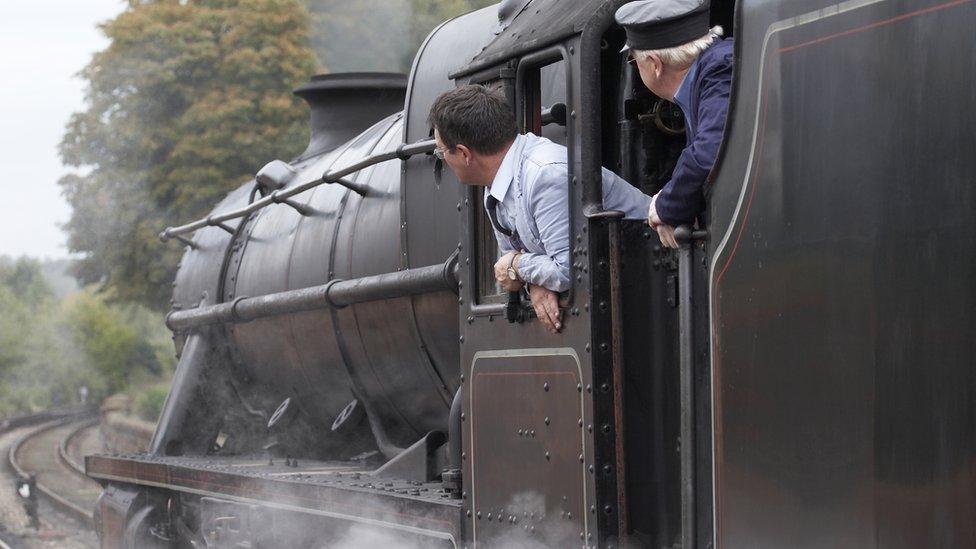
[293, 72, 407, 158]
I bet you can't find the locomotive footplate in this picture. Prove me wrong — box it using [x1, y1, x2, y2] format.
[86, 453, 462, 546]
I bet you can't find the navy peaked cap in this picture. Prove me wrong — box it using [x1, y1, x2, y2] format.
[615, 0, 711, 52]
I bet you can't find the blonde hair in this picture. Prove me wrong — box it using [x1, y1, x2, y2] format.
[633, 26, 724, 68]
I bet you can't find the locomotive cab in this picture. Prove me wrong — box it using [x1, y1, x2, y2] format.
[448, 1, 735, 546]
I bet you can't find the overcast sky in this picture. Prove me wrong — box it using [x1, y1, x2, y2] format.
[0, 1, 124, 259]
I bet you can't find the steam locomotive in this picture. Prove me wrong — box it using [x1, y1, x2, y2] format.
[86, 0, 976, 547]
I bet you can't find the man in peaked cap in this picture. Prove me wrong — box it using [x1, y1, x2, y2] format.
[617, 0, 733, 247]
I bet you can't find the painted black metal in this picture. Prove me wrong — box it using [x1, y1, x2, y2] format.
[373, 430, 448, 483]
[675, 225, 707, 549]
[292, 73, 407, 160]
[166, 258, 457, 332]
[160, 137, 436, 241]
[707, 0, 976, 546]
[452, 0, 612, 79]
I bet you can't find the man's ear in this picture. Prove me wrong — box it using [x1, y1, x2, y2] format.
[455, 144, 473, 166]
[649, 53, 664, 78]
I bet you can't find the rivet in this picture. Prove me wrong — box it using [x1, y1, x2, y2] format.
[460, 412, 466, 421]
[578, 418, 583, 427]
[544, 417, 550, 425]
[477, 512, 482, 519]
[586, 384, 592, 393]
[599, 301, 608, 312]
[460, 374, 465, 382]
[603, 464, 612, 475]
[530, 430, 536, 437]
[601, 383, 610, 393]
[462, 452, 466, 460]
[458, 297, 464, 304]
[459, 336, 465, 343]
[467, 510, 472, 517]
[488, 513, 492, 520]
[579, 453, 584, 462]
[545, 451, 550, 460]
[569, 45, 575, 54]
[601, 423, 610, 433]
[587, 424, 593, 433]
[457, 202, 462, 211]
[591, 505, 596, 514]
[543, 382, 549, 391]
[585, 344, 591, 353]
[589, 464, 595, 473]
[600, 342, 609, 352]
[604, 505, 613, 515]
[577, 384, 582, 392]
[518, 429, 523, 436]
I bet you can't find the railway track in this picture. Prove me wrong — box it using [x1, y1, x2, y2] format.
[0, 408, 100, 548]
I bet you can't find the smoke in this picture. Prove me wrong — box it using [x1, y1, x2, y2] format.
[322, 490, 581, 549]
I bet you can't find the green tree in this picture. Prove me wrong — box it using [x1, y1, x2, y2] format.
[61, 291, 162, 395]
[60, 0, 318, 310]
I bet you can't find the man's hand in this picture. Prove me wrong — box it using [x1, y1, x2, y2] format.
[647, 194, 663, 227]
[655, 223, 678, 248]
[528, 284, 562, 334]
[494, 251, 524, 292]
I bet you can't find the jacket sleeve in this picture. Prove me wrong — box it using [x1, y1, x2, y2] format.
[655, 57, 732, 226]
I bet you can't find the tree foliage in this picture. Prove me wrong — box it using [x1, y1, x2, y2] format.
[304, 0, 496, 73]
[0, 258, 171, 416]
[59, 0, 496, 311]
[60, 0, 318, 310]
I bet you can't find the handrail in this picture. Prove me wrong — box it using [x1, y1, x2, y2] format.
[674, 224, 708, 549]
[166, 252, 458, 331]
[160, 139, 437, 242]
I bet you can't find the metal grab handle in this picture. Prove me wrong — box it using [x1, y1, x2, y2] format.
[674, 224, 707, 549]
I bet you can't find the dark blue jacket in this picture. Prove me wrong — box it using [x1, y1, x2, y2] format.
[655, 38, 734, 226]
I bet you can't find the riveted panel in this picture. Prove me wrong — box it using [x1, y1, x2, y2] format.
[468, 350, 588, 546]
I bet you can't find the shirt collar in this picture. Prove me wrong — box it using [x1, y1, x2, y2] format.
[672, 54, 701, 118]
[487, 134, 525, 203]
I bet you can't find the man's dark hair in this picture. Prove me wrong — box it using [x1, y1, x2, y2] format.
[428, 85, 517, 154]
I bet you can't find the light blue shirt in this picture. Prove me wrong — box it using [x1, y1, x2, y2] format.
[485, 132, 652, 292]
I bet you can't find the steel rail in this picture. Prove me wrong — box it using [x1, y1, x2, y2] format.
[58, 418, 98, 478]
[8, 412, 99, 527]
[166, 253, 458, 332]
[160, 139, 437, 242]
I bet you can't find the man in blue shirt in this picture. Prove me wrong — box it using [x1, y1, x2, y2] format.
[428, 85, 652, 333]
[617, 0, 734, 247]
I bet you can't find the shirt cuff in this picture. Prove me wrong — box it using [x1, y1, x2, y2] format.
[517, 252, 570, 293]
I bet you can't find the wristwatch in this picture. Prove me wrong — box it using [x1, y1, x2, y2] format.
[507, 252, 522, 281]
